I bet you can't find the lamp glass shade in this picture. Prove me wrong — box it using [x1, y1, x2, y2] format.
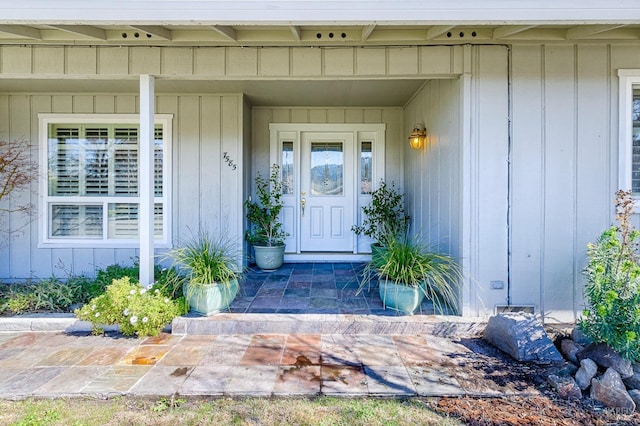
[408, 128, 424, 150]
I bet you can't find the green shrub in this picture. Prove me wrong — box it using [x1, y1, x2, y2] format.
[92, 262, 185, 300]
[0, 262, 185, 316]
[579, 190, 640, 362]
[0, 276, 94, 315]
[75, 277, 186, 337]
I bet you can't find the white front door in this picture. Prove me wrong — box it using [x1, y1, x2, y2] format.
[299, 132, 354, 252]
[269, 123, 386, 257]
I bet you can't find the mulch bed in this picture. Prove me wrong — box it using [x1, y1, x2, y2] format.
[429, 395, 639, 425]
[422, 336, 640, 425]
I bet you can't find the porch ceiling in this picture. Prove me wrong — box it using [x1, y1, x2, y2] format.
[0, 78, 426, 107]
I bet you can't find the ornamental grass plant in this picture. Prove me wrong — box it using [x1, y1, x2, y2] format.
[358, 234, 462, 314]
[167, 228, 243, 286]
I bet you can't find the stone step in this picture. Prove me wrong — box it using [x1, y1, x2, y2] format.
[171, 313, 486, 338]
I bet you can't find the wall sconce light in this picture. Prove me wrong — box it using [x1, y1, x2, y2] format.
[408, 124, 427, 150]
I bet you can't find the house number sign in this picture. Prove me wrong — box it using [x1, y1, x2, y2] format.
[223, 152, 237, 170]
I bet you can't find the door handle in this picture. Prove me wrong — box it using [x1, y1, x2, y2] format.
[301, 192, 306, 217]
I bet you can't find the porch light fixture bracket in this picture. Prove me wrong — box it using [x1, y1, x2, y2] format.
[408, 124, 427, 150]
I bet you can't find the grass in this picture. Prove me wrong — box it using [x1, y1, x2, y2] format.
[0, 397, 461, 426]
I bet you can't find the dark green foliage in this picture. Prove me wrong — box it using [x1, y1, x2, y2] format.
[245, 164, 287, 246]
[0, 261, 185, 316]
[579, 190, 640, 362]
[0, 275, 94, 314]
[351, 180, 409, 245]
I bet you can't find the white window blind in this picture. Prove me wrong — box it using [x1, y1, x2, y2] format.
[40, 114, 172, 247]
[633, 89, 640, 195]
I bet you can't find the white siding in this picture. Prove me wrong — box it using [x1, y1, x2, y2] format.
[403, 80, 461, 257]
[0, 45, 463, 78]
[510, 43, 624, 322]
[403, 45, 509, 317]
[0, 93, 244, 280]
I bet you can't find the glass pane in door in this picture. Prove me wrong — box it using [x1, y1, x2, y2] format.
[360, 141, 372, 194]
[282, 141, 294, 195]
[310, 142, 343, 196]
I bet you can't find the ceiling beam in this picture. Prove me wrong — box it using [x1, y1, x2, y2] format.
[290, 25, 301, 41]
[492, 25, 537, 39]
[566, 24, 627, 39]
[361, 24, 376, 41]
[50, 25, 106, 40]
[426, 25, 455, 39]
[0, 24, 41, 39]
[129, 25, 172, 40]
[210, 25, 237, 41]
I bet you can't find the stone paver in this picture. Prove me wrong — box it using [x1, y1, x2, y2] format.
[0, 264, 495, 399]
[0, 328, 544, 399]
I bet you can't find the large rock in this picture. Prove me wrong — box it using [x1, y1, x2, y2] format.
[575, 358, 598, 390]
[577, 344, 633, 379]
[560, 338, 583, 364]
[590, 368, 636, 411]
[483, 313, 564, 364]
[624, 364, 640, 390]
[571, 327, 592, 346]
[547, 374, 582, 400]
[628, 389, 640, 412]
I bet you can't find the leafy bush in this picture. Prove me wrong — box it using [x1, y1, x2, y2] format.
[244, 164, 287, 247]
[0, 262, 185, 316]
[0, 276, 94, 315]
[579, 190, 640, 362]
[91, 262, 186, 300]
[351, 180, 409, 245]
[75, 277, 185, 337]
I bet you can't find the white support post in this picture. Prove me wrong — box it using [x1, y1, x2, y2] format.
[139, 75, 155, 286]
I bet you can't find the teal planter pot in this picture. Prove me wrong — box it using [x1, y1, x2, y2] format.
[253, 244, 285, 271]
[184, 279, 239, 316]
[378, 280, 427, 315]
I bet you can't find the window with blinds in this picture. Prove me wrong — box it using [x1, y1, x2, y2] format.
[633, 88, 640, 195]
[41, 115, 171, 246]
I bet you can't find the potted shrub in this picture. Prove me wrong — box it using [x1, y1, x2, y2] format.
[351, 179, 409, 253]
[245, 164, 287, 271]
[358, 235, 462, 315]
[167, 229, 243, 316]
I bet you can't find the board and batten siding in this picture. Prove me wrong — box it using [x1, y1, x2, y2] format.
[0, 93, 244, 280]
[0, 45, 463, 78]
[510, 43, 632, 322]
[403, 78, 463, 296]
[403, 45, 509, 318]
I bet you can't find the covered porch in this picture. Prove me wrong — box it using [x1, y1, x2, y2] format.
[227, 262, 456, 316]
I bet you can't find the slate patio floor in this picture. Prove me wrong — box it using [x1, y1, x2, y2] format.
[0, 330, 542, 399]
[227, 262, 452, 316]
[0, 262, 522, 399]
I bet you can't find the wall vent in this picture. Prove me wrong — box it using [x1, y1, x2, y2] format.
[495, 305, 535, 315]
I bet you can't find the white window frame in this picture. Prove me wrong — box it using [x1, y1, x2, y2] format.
[618, 70, 640, 202]
[38, 113, 173, 248]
